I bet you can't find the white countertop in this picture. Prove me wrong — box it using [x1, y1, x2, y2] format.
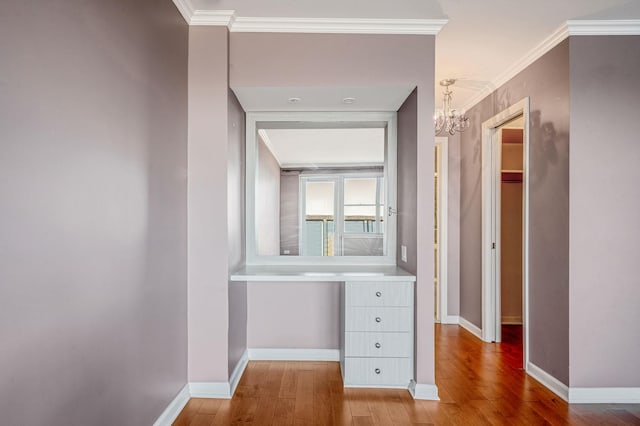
[230, 265, 416, 282]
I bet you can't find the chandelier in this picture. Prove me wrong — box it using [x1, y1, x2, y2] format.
[434, 79, 469, 135]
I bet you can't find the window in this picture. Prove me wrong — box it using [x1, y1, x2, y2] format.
[300, 174, 384, 257]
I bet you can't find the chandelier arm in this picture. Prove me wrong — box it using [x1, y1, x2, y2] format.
[433, 79, 469, 135]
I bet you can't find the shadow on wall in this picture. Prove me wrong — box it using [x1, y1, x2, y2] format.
[529, 110, 565, 191]
[459, 89, 569, 221]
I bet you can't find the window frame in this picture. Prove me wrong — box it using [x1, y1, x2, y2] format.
[246, 111, 397, 266]
[299, 172, 384, 257]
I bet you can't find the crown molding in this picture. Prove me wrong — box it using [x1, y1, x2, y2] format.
[171, 1, 447, 34]
[257, 129, 282, 166]
[461, 22, 569, 112]
[230, 17, 448, 35]
[462, 19, 640, 112]
[567, 19, 640, 35]
[190, 10, 236, 26]
[172, 0, 194, 24]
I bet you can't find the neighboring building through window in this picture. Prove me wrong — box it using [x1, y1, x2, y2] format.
[301, 173, 384, 256]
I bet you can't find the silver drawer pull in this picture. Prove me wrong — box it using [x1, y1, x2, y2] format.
[375, 342, 381, 349]
[375, 291, 382, 297]
[375, 317, 382, 323]
[375, 368, 381, 374]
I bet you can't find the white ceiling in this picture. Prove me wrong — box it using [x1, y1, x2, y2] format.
[260, 128, 385, 167]
[195, 0, 640, 110]
[233, 86, 416, 112]
[434, 0, 640, 109]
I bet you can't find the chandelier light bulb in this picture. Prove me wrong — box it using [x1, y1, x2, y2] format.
[434, 79, 470, 135]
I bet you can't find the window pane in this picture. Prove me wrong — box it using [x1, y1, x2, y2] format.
[345, 205, 377, 233]
[306, 181, 334, 216]
[344, 178, 377, 205]
[304, 221, 324, 256]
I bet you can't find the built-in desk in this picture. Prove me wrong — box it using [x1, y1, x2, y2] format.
[229, 265, 416, 282]
[230, 264, 416, 390]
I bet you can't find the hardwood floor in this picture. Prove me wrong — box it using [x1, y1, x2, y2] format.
[173, 325, 640, 425]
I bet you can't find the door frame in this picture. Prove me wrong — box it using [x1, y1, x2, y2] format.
[481, 97, 530, 369]
[434, 137, 449, 323]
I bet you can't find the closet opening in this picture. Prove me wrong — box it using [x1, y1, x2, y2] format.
[481, 97, 530, 370]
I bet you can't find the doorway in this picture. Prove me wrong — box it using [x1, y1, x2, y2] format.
[434, 137, 448, 323]
[481, 98, 530, 369]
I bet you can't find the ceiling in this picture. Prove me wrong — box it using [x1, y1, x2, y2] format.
[260, 128, 385, 167]
[194, 0, 640, 111]
[233, 86, 415, 112]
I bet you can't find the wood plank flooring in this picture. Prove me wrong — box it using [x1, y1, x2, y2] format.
[173, 324, 640, 425]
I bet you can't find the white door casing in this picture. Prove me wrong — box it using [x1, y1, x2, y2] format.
[481, 97, 530, 370]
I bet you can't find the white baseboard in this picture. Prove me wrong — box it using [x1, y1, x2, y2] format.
[248, 348, 340, 361]
[459, 317, 483, 341]
[527, 362, 569, 402]
[153, 384, 190, 426]
[189, 382, 232, 399]
[569, 387, 640, 404]
[408, 380, 440, 400]
[442, 315, 459, 324]
[229, 349, 249, 396]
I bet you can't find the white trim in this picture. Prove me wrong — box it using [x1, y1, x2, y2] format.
[458, 317, 484, 341]
[567, 19, 640, 35]
[169, 3, 448, 34]
[189, 382, 232, 399]
[229, 349, 249, 396]
[435, 137, 449, 324]
[231, 17, 448, 35]
[248, 348, 340, 361]
[257, 129, 282, 166]
[480, 98, 530, 368]
[346, 384, 412, 390]
[190, 10, 235, 26]
[461, 23, 568, 112]
[462, 19, 640, 112]
[152, 384, 190, 426]
[569, 387, 640, 404]
[171, 0, 194, 24]
[527, 362, 569, 402]
[408, 381, 440, 400]
[245, 111, 397, 266]
[282, 162, 383, 169]
[442, 315, 459, 325]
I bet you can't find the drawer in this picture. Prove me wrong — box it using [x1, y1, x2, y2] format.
[344, 357, 412, 386]
[345, 332, 411, 357]
[345, 307, 411, 332]
[346, 282, 412, 307]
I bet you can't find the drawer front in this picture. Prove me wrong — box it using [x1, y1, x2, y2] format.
[345, 307, 411, 332]
[345, 332, 411, 357]
[346, 282, 412, 307]
[344, 357, 411, 386]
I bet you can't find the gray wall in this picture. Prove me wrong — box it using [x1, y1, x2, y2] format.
[248, 282, 340, 349]
[459, 40, 570, 384]
[280, 172, 300, 255]
[230, 33, 435, 383]
[0, 1, 188, 424]
[569, 35, 640, 387]
[227, 91, 247, 377]
[187, 26, 231, 383]
[397, 89, 418, 275]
